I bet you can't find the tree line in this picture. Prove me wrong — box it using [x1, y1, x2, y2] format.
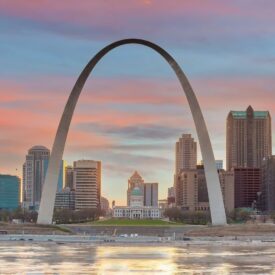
[0, 207, 105, 224]
[163, 207, 271, 224]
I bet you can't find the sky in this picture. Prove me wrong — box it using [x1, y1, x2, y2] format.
[1, 0, 275, 205]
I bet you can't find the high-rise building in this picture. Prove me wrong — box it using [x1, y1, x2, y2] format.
[22, 146, 50, 210]
[175, 134, 197, 173]
[234, 168, 261, 208]
[65, 165, 74, 189]
[175, 166, 234, 213]
[226, 105, 271, 170]
[57, 160, 66, 192]
[144, 183, 158, 207]
[260, 156, 275, 212]
[0, 175, 20, 210]
[74, 160, 101, 210]
[127, 171, 144, 206]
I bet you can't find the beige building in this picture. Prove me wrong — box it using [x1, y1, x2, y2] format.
[73, 160, 101, 210]
[226, 105, 271, 170]
[175, 134, 197, 173]
[175, 167, 234, 213]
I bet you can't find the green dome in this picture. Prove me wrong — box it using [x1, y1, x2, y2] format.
[131, 187, 142, 196]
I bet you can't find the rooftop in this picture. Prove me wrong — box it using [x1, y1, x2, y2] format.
[230, 106, 269, 119]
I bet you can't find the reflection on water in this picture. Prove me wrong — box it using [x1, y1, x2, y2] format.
[0, 242, 275, 274]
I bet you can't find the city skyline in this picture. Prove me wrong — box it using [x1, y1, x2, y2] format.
[1, 1, 275, 205]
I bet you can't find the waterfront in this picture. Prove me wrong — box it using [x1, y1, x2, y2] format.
[1, 242, 275, 274]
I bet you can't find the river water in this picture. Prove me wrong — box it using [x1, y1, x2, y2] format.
[0, 242, 275, 274]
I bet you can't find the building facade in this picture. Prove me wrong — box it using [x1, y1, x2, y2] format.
[200, 160, 223, 170]
[260, 156, 275, 212]
[22, 145, 50, 210]
[226, 105, 272, 170]
[74, 160, 101, 210]
[167, 187, 175, 207]
[57, 160, 66, 192]
[65, 165, 74, 189]
[234, 168, 261, 208]
[144, 183, 158, 207]
[127, 171, 144, 206]
[113, 187, 161, 219]
[175, 167, 234, 213]
[54, 187, 75, 210]
[0, 175, 20, 210]
[175, 134, 197, 174]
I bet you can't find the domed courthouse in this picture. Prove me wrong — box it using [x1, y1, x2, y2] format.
[113, 172, 161, 219]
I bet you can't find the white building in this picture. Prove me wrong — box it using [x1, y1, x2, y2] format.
[113, 187, 161, 219]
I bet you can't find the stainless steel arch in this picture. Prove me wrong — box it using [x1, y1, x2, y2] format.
[37, 38, 227, 225]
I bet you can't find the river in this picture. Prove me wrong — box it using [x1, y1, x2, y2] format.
[0, 242, 274, 274]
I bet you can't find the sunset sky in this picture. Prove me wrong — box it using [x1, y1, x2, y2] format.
[1, 1, 275, 204]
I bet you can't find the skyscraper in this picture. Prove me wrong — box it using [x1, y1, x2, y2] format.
[74, 160, 101, 210]
[175, 166, 234, 213]
[65, 165, 74, 190]
[127, 171, 144, 206]
[23, 146, 50, 210]
[226, 105, 272, 170]
[175, 134, 197, 173]
[260, 156, 275, 212]
[144, 183, 158, 207]
[0, 175, 20, 210]
[234, 168, 261, 208]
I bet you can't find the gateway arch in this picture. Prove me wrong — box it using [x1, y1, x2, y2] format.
[37, 38, 227, 226]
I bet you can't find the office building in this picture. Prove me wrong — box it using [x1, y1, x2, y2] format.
[175, 166, 234, 213]
[54, 187, 75, 210]
[22, 145, 50, 210]
[127, 171, 144, 206]
[234, 168, 261, 208]
[144, 182, 158, 207]
[0, 175, 20, 210]
[260, 156, 275, 212]
[226, 105, 271, 170]
[74, 160, 101, 210]
[65, 165, 74, 189]
[175, 134, 197, 173]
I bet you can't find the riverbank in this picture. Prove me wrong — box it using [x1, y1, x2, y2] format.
[2, 233, 275, 246]
[1, 222, 275, 239]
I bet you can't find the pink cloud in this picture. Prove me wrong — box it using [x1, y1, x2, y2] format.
[1, 0, 269, 42]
